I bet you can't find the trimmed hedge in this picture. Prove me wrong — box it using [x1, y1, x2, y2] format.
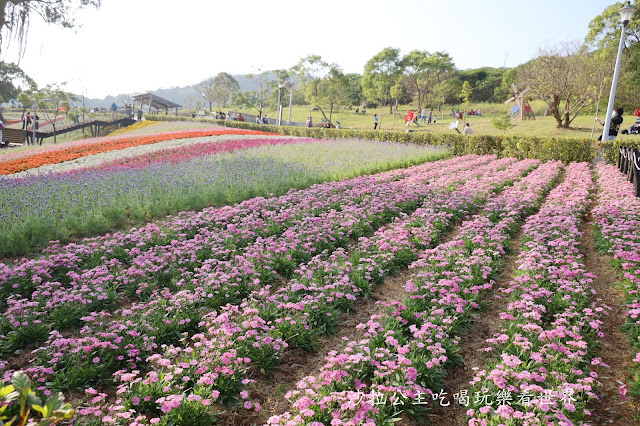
[145, 115, 600, 163]
[596, 138, 640, 164]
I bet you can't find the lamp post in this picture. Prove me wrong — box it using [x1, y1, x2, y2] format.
[285, 81, 294, 125]
[602, 1, 636, 142]
[277, 82, 284, 126]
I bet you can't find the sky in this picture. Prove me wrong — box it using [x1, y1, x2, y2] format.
[0, 0, 616, 99]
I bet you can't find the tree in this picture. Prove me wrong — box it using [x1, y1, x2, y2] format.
[193, 77, 215, 112]
[586, 1, 640, 110]
[459, 81, 473, 122]
[32, 83, 78, 144]
[0, 62, 35, 102]
[234, 69, 271, 117]
[457, 67, 505, 103]
[518, 42, 605, 128]
[361, 47, 402, 114]
[493, 67, 520, 102]
[0, 0, 101, 57]
[401, 50, 455, 111]
[292, 55, 350, 125]
[344, 73, 363, 107]
[211, 72, 239, 109]
[492, 111, 515, 134]
[586, 0, 640, 50]
[292, 55, 331, 102]
[313, 66, 350, 126]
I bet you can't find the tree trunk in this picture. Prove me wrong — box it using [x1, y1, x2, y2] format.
[549, 96, 562, 128]
[316, 106, 333, 128]
[563, 96, 572, 128]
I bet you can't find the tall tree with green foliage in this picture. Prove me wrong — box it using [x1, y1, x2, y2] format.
[292, 54, 331, 101]
[0, 62, 35, 102]
[0, 0, 101, 57]
[456, 67, 505, 103]
[344, 73, 363, 107]
[361, 47, 402, 113]
[313, 66, 350, 126]
[586, 0, 640, 109]
[401, 50, 455, 111]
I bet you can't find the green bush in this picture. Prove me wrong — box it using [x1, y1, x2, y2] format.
[596, 138, 640, 164]
[145, 115, 602, 163]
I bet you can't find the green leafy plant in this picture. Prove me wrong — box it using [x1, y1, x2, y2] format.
[491, 111, 515, 134]
[0, 371, 75, 426]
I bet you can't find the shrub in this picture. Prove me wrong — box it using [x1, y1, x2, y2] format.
[145, 115, 601, 163]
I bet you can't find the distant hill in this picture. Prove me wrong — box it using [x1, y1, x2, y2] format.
[83, 72, 278, 109]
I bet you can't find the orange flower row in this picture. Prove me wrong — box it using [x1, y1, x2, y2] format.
[0, 128, 278, 175]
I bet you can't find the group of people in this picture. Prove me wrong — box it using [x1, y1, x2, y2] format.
[403, 109, 437, 127]
[306, 117, 339, 128]
[255, 115, 269, 124]
[22, 111, 42, 145]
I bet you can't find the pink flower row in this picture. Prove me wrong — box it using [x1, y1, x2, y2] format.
[592, 164, 640, 395]
[79, 137, 320, 173]
[467, 162, 603, 425]
[3, 156, 499, 394]
[267, 159, 562, 425]
[70, 157, 532, 424]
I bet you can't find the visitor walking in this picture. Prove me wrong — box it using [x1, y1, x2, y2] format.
[34, 115, 42, 145]
[428, 109, 433, 124]
[374, 114, 379, 130]
[22, 111, 32, 145]
[420, 108, 427, 124]
[137, 109, 143, 121]
[306, 117, 313, 128]
[110, 102, 117, 119]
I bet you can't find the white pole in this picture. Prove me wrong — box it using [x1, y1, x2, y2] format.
[32, 102, 36, 145]
[287, 85, 293, 125]
[277, 85, 282, 126]
[602, 19, 629, 142]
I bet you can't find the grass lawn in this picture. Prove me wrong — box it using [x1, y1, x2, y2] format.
[233, 100, 640, 140]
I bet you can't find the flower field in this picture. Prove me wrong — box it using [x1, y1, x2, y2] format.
[1, 123, 640, 426]
[0, 128, 276, 175]
[0, 137, 444, 257]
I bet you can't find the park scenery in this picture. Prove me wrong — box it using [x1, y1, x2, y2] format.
[3, 1, 640, 426]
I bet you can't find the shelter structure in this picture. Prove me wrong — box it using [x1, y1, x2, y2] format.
[132, 93, 182, 115]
